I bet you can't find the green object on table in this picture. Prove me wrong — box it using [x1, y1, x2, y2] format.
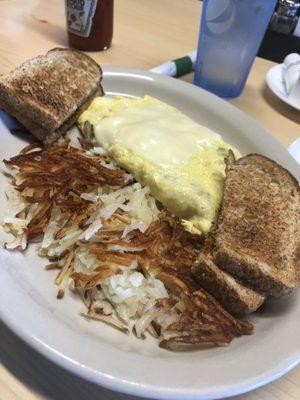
[174, 56, 194, 77]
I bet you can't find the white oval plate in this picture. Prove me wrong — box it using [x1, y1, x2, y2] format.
[0, 67, 299, 400]
[266, 63, 300, 111]
[289, 137, 300, 164]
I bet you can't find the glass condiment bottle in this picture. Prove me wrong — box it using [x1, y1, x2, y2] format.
[65, 0, 113, 51]
[269, 0, 300, 35]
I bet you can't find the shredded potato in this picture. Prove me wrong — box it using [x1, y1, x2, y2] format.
[2, 140, 253, 348]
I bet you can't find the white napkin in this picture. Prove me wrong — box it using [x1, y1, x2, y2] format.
[150, 51, 196, 77]
[282, 53, 300, 102]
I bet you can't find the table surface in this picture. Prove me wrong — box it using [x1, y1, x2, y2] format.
[0, 1, 299, 400]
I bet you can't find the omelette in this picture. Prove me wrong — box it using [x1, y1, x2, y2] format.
[78, 95, 239, 234]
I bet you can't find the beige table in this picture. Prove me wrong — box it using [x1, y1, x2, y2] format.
[0, 1, 299, 400]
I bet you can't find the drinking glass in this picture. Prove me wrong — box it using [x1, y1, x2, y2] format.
[194, 0, 277, 98]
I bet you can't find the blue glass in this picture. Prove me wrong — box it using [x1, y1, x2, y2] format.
[194, 0, 277, 98]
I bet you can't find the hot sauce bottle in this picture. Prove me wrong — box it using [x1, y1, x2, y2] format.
[65, 0, 113, 51]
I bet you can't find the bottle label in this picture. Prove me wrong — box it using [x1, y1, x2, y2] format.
[66, 0, 99, 37]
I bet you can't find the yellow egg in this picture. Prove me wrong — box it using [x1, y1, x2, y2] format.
[78, 95, 240, 234]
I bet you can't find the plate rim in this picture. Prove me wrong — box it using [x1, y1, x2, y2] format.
[1, 303, 300, 400]
[0, 65, 299, 400]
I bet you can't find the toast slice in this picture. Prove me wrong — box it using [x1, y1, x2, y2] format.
[0, 48, 103, 143]
[193, 251, 265, 316]
[214, 154, 300, 297]
[192, 229, 265, 316]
